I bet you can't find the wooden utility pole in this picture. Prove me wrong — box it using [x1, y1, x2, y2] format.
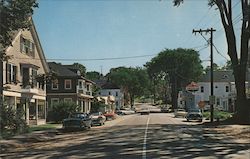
[193, 28, 216, 122]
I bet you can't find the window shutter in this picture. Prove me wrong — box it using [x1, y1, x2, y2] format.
[13, 65, 17, 83]
[6, 63, 11, 83]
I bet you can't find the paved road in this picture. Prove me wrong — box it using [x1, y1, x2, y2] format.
[1, 108, 249, 158]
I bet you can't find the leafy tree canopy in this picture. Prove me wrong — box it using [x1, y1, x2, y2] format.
[72, 63, 86, 76]
[0, 0, 38, 53]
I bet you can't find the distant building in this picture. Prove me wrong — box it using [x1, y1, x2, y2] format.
[47, 62, 94, 113]
[95, 81, 124, 110]
[197, 70, 236, 111]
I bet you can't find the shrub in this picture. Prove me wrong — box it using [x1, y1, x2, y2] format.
[0, 103, 28, 138]
[47, 101, 79, 123]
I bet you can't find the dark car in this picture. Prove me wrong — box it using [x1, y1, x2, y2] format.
[91, 112, 106, 126]
[62, 112, 92, 130]
[186, 110, 203, 122]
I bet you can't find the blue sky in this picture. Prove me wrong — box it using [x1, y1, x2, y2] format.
[33, 0, 241, 75]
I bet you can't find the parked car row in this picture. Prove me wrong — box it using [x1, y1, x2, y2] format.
[62, 112, 117, 131]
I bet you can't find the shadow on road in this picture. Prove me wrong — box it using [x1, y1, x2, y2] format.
[1, 123, 249, 159]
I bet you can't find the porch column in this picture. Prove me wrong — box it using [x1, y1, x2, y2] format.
[25, 99, 29, 125]
[36, 99, 38, 125]
[81, 100, 83, 112]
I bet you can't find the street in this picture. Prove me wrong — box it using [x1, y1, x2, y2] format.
[1, 104, 249, 159]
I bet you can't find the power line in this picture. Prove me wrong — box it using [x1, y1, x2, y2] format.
[12, 54, 158, 62]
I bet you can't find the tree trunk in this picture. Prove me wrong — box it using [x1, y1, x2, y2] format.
[233, 63, 250, 123]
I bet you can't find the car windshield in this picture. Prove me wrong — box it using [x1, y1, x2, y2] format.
[91, 113, 100, 116]
[70, 113, 86, 118]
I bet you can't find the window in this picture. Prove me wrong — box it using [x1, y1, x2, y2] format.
[52, 79, 59, 90]
[109, 91, 111, 95]
[116, 91, 118, 96]
[31, 68, 37, 87]
[78, 81, 83, 89]
[65, 79, 71, 89]
[64, 98, 72, 103]
[225, 86, 229, 92]
[51, 98, 59, 106]
[20, 36, 35, 57]
[200, 86, 204, 93]
[6, 63, 17, 83]
[86, 84, 90, 91]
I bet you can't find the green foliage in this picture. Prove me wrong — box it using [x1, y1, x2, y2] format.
[86, 71, 103, 81]
[203, 111, 233, 120]
[47, 101, 80, 123]
[90, 101, 107, 113]
[28, 123, 60, 132]
[0, 0, 38, 50]
[108, 67, 150, 106]
[145, 48, 203, 105]
[72, 63, 86, 76]
[0, 103, 28, 138]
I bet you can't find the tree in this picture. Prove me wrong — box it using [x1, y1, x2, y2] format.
[86, 71, 103, 81]
[204, 63, 221, 72]
[47, 101, 79, 123]
[108, 67, 150, 107]
[145, 48, 203, 109]
[72, 63, 86, 76]
[174, 0, 250, 123]
[221, 60, 233, 70]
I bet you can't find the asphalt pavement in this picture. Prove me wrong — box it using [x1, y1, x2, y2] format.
[0, 110, 249, 159]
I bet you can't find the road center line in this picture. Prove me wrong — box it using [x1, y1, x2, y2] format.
[142, 117, 150, 159]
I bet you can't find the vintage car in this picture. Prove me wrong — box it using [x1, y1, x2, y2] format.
[174, 109, 187, 118]
[104, 112, 116, 120]
[91, 112, 106, 126]
[62, 112, 92, 130]
[116, 108, 135, 115]
[186, 109, 203, 122]
[139, 108, 150, 115]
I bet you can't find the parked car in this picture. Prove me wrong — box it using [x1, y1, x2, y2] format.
[186, 109, 203, 122]
[116, 108, 135, 115]
[174, 109, 187, 118]
[62, 112, 92, 130]
[139, 108, 150, 115]
[104, 112, 116, 120]
[91, 112, 106, 126]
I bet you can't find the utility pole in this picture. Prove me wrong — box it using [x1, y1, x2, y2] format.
[193, 28, 216, 122]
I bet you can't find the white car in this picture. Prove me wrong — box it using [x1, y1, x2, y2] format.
[174, 109, 187, 118]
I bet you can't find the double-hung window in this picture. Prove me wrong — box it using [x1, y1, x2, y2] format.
[20, 36, 35, 57]
[52, 79, 59, 90]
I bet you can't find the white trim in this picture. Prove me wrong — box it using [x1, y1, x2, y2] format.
[3, 91, 21, 97]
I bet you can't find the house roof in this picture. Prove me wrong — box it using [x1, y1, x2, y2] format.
[48, 62, 78, 77]
[48, 62, 95, 84]
[29, 17, 49, 73]
[7, 17, 49, 73]
[101, 82, 120, 89]
[200, 70, 235, 82]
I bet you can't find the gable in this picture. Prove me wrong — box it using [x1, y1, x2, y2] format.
[5, 18, 49, 75]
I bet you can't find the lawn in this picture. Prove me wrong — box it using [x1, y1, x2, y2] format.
[28, 123, 61, 132]
[203, 110, 233, 121]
